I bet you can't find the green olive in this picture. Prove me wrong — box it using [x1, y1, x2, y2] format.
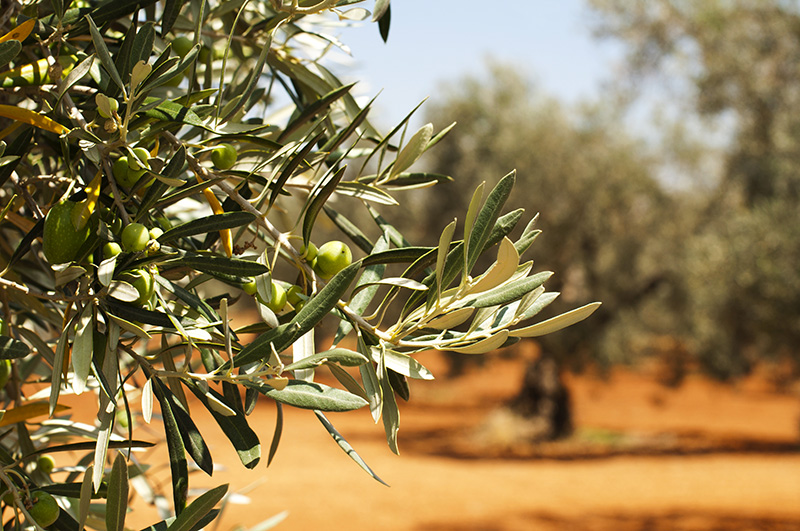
[257, 282, 287, 312]
[313, 241, 353, 279]
[211, 144, 238, 170]
[42, 201, 93, 265]
[102, 242, 122, 259]
[27, 491, 60, 528]
[172, 36, 194, 59]
[119, 269, 155, 306]
[36, 455, 55, 475]
[121, 223, 150, 252]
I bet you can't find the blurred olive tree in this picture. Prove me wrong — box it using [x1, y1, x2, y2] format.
[591, 0, 800, 379]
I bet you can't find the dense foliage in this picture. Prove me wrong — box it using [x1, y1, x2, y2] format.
[0, 0, 597, 529]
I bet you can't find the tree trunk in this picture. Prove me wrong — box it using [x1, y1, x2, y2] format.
[508, 354, 573, 440]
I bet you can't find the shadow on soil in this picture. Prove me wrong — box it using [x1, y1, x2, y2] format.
[416, 510, 800, 531]
[398, 426, 800, 461]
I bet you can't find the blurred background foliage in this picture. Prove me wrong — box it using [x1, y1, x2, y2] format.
[388, 0, 800, 386]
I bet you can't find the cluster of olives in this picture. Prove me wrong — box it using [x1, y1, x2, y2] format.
[112, 146, 153, 190]
[243, 240, 352, 313]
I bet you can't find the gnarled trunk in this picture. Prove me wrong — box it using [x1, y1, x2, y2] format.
[508, 354, 572, 441]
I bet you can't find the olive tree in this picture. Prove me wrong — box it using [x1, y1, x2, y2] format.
[0, 1, 597, 529]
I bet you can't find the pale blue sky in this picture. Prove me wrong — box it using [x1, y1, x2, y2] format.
[333, 1, 625, 128]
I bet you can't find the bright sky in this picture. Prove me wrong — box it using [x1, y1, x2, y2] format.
[332, 0, 625, 128]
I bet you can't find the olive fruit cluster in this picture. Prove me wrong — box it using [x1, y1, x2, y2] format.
[113, 147, 152, 189]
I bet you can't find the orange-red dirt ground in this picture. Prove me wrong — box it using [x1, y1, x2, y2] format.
[71, 344, 800, 530]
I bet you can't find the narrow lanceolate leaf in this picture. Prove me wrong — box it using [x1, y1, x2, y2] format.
[171, 253, 268, 278]
[87, 15, 125, 92]
[0, 105, 68, 135]
[71, 305, 94, 395]
[151, 376, 189, 514]
[389, 123, 433, 179]
[293, 329, 315, 383]
[185, 382, 261, 469]
[158, 212, 255, 244]
[252, 380, 368, 412]
[514, 214, 541, 256]
[467, 171, 516, 274]
[50, 332, 69, 415]
[143, 99, 206, 128]
[315, 411, 388, 486]
[283, 348, 368, 372]
[436, 220, 457, 301]
[302, 165, 346, 247]
[152, 378, 214, 476]
[378, 350, 434, 380]
[514, 290, 559, 323]
[349, 277, 427, 297]
[0, 41, 21, 66]
[105, 453, 129, 531]
[468, 237, 520, 294]
[78, 466, 93, 529]
[0, 336, 29, 359]
[334, 181, 398, 205]
[166, 484, 228, 531]
[461, 271, 552, 309]
[447, 330, 510, 355]
[377, 349, 400, 454]
[510, 302, 602, 338]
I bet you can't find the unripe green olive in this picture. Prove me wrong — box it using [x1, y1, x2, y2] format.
[121, 223, 150, 252]
[42, 201, 93, 265]
[242, 279, 258, 296]
[36, 455, 55, 475]
[172, 36, 193, 59]
[102, 242, 122, 259]
[119, 269, 155, 306]
[27, 491, 60, 528]
[211, 144, 237, 170]
[113, 156, 146, 188]
[286, 285, 305, 307]
[313, 241, 352, 279]
[257, 282, 287, 312]
[300, 242, 317, 262]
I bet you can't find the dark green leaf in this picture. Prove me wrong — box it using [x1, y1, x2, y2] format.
[0, 336, 30, 359]
[0, 40, 21, 66]
[159, 212, 255, 244]
[184, 382, 261, 469]
[223, 262, 360, 369]
[267, 402, 283, 467]
[103, 299, 174, 327]
[161, 0, 181, 36]
[268, 131, 324, 208]
[40, 482, 107, 499]
[165, 484, 228, 531]
[152, 378, 213, 476]
[87, 15, 125, 92]
[279, 83, 356, 143]
[168, 253, 268, 278]
[467, 171, 516, 273]
[150, 376, 188, 514]
[302, 166, 346, 246]
[143, 99, 206, 128]
[106, 453, 128, 531]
